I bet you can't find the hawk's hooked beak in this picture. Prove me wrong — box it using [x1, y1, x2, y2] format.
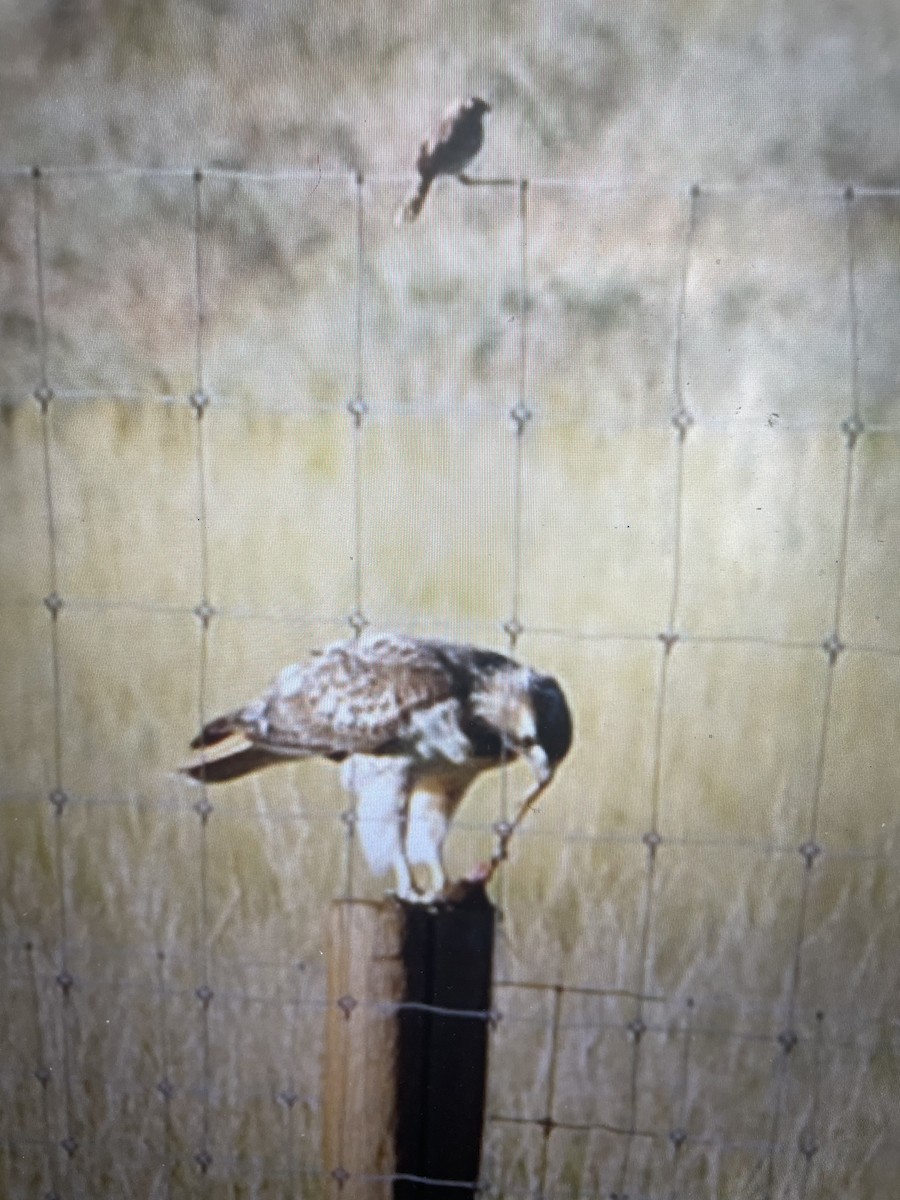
[525, 743, 551, 786]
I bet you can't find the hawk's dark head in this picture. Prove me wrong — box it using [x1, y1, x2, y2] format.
[530, 674, 573, 770]
[470, 660, 572, 785]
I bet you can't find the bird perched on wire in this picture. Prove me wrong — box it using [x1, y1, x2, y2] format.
[397, 96, 492, 224]
[180, 632, 572, 903]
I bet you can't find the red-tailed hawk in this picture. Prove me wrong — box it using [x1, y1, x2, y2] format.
[397, 96, 492, 224]
[181, 633, 572, 902]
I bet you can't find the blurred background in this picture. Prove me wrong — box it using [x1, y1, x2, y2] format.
[1, 2, 899, 1197]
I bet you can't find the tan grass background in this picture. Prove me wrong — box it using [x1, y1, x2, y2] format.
[1, 3, 899, 1198]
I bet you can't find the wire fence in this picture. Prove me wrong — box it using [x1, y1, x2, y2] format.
[1, 163, 898, 1199]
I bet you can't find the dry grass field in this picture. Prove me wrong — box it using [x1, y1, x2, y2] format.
[1, 2, 899, 1197]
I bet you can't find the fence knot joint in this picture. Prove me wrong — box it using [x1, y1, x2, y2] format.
[509, 403, 532, 434]
[189, 389, 210, 417]
[799, 1133, 819, 1161]
[49, 788, 69, 814]
[658, 630, 679, 654]
[336, 993, 357, 1020]
[347, 397, 368, 425]
[193, 601, 216, 629]
[502, 617, 524, 645]
[777, 1029, 798, 1055]
[347, 609, 369, 637]
[43, 592, 63, 618]
[799, 840, 823, 869]
[642, 830, 662, 858]
[34, 384, 54, 412]
[821, 632, 844, 665]
[194, 1149, 212, 1174]
[193, 795, 214, 823]
[841, 414, 864, 449]
[671, 407, 694, 440]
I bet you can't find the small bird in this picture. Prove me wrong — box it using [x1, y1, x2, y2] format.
[397, 96, 492, 224]
[180, 633, 572, 903]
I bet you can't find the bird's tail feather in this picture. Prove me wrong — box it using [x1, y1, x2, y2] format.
[180, 744, 282, 784]
[190, 713, 241, 749]
[396, 175, 432, 224]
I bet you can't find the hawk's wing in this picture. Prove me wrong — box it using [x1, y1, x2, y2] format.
[205, 634, 467, 761]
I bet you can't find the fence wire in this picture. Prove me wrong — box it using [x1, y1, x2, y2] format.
[1, 164, 898, 1200]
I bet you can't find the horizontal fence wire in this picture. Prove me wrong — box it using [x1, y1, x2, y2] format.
[5, 385, 900, 436]
[0, 791, 895, 869]
[6, 399, 900, 445]
[1, 164, 897, 1200]
[3, 600, 900, 672]
[7, 1128, 899, 1200]
[1, 940, 893, 1061]
[0, 160, 899, 196]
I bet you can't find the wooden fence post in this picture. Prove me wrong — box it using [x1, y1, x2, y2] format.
[323, 886, 495, 1200]
[323, 899, 406, 1200]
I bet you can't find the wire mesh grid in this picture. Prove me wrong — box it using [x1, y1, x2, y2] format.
[0, 163, 898, 1199]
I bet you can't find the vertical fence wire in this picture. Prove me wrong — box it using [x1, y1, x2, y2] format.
[278, 964, 308, 1200]
[154, 948, 175, 1200]
[31, 163, 79, 1196]
[797, 1010, 826, 1200]
[25, 937, 60, 1199]
[504, 181, 531, 914]
[762, 185, 863, 1200]
[349, 169, 368, 635]
[189, 167, 216, 1184]
[496, 180, 532, 915]
[667, 996, 696, 1195]
[505, 179, 531, 651]
[615, 182, 699, 1199]
[535, 984, 564, 1198]
[341, 169, 370, 902]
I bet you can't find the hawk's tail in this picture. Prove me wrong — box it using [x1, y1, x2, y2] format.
[190, 712, 241, 749]
[396, 174, 432, 225]
[180, 744, 283, 784]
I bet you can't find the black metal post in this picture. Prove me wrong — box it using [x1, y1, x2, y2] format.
[394, 884, 496, 1199]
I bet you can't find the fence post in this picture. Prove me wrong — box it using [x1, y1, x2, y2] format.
[323, 887, 496, 1199]
[324, 899, 405, 1200]
[395, 885, 495, 1199]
